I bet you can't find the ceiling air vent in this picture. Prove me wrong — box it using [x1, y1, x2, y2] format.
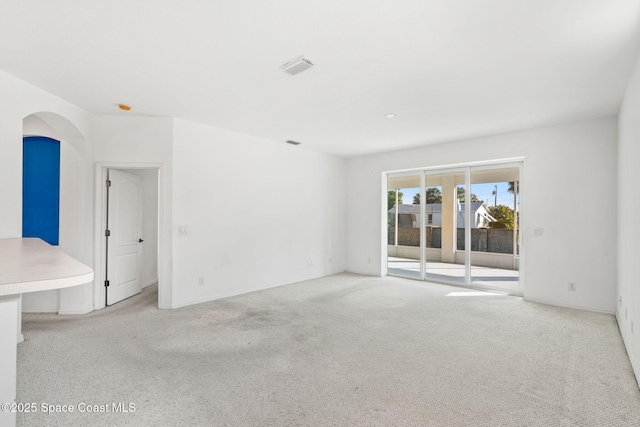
[282, 56, 314, 76]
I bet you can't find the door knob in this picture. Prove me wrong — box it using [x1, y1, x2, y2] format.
[139, 239, 144, 243]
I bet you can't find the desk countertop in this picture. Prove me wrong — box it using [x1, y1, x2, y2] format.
[0, 238, 94, 297]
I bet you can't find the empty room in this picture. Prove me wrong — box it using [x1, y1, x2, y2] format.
[1, 1, 640, 426]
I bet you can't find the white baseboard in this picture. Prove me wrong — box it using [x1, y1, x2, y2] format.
[524, 296, 615, 315]
[57, 310, 90, 315]
[22, 308, 58, 313]
[616, 313, 640, 390]
[142, 279, 158, 288]
[345, 269, 380, 277]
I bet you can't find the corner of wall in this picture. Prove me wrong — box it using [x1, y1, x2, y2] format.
[616, 47, 640, 389]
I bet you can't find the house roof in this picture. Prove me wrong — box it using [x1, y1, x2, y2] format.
[388, 202, 487, 214]
[1, 1, 639, 158]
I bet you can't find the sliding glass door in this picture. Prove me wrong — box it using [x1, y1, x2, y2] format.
[386, 162, 522, 295]
[423, 170, 466, 285]
[387, 174, 422, 278]
[469, 166, 520, 293]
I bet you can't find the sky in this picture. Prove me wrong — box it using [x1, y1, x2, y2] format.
[468, 182, 517, 207]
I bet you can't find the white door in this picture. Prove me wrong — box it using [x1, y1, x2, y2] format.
[106, 170, 143, 305]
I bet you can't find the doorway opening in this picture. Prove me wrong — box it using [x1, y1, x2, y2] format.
[386, 160, 523, 295]
[95, 164, 161, 309]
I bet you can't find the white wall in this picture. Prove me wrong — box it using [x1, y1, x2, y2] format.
[171, 119, 346, 308]
[618, 51, 640, 383]
[347, 118, 618, 314]
[0, 71, 94, 314]
[92, 116, 173, 309]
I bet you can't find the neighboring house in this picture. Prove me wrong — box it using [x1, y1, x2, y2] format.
[389, 202, 496, 229]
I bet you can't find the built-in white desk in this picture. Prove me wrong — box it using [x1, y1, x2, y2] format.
[0, 238, 94, 427]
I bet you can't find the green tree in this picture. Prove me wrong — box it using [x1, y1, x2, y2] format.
[414, 187, 442, 204]
[457, 187, 479, 202]
[388, 190, 403, 210]
[488, 205, 514, 229]
[507, 181, 519, 194]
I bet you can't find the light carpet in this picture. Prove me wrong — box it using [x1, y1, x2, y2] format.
[16, 273, 640, 426]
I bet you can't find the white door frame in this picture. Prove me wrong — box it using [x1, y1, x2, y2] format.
[93, 162, 166, 310]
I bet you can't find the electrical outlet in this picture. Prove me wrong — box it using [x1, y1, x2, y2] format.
[368, 258, 371, 263]
[179, 225, 189, 235]
[568, 282, 576, 291]
[198, 277, 204, 286]
[534, 228, 543, 236]
[632, 322, 634, 334]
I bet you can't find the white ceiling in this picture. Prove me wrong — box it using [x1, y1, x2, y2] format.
[1, 0, 639, 158]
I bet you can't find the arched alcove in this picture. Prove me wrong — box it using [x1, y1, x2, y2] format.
[22, 112, 92, 315]
[23, 111, 85, 152]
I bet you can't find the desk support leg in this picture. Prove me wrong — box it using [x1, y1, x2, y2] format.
[0, 295, 19, 427]
[17, 295, 24, 344]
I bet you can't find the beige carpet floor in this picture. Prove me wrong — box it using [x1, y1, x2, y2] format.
[16, 273, 640, 426]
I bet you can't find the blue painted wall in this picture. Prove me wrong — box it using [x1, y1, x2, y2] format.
[22, 136, 60, 245]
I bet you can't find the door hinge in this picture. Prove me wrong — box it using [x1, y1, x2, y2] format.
[106, 180, 111, 187]
[105, 230, 110, 237]
[104, 280, 110, 287]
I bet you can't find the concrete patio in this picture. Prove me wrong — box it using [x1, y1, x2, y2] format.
[387, 257, 520, 295]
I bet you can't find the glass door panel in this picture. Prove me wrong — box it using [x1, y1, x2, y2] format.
[423, 171, 466, 285]
[385, 162, 523, 296]
[469, 166, 520, 294]
[387, 174, 421, 278]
